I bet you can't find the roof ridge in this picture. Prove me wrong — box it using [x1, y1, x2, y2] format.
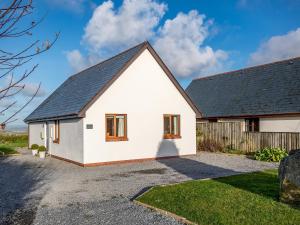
[69, 41, 148, 79]
[76, 42, 149, 116]
[193, 56, 300, 81]
[25, 41, 149, 122]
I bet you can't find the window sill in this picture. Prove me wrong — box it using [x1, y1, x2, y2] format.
[106, 137, 128, 142]
[163, 135, 181, 139]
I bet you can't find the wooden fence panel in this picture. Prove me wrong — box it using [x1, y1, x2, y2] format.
[196, 122, 300, 152]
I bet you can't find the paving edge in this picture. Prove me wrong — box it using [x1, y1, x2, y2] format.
[0, 151, 20, 157]
[133, 187, 197, 225]
[133, 200, 197, 225]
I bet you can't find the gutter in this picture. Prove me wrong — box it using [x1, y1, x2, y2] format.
[24, 113, 82, 123]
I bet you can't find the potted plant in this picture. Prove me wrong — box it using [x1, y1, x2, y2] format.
[31, 144, 39, 156]
[38, 145, 46, 159]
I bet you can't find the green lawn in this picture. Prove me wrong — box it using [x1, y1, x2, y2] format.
[0, 145, 19, 155]
[0, 133, 27, 155]
[137, 170, 300, 225]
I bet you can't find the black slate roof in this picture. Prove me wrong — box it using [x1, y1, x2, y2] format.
[25, 42, 146, 122]
[186, 57, 300, 118]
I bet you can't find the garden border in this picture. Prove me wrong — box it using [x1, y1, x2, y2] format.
[134, 199, 197, 225]
[0, 151, 20, 157]
[133, 186, 198, 225]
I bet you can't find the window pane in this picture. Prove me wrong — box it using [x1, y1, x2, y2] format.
[245, 118, 259, 132]
[164, 116, 170, 135]
[172, 116, 179, 135]
[55, 120, 59, 139]
[245, 119, 250, 132]
[249, 120, 253, 132]
[116, 115, 125, 137]
[254, 118, 259, 132]
[106, 116, 114, 136]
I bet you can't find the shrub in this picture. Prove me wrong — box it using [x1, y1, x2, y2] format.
[0, 146, 18, 155]
[0, 133, 28, 146]
[197, 139, 223, 152]
[38, 145, 46, 152]
[254, 147, 288, 162]
[31, 144, 39, 149]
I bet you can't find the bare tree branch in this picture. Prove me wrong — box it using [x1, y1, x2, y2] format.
[0, 101, 16, 114]
[2, 82, 40, 125]
[0, 64, 37, 94]
[0, 58, 31, 78]
[0, 0, 59, 129]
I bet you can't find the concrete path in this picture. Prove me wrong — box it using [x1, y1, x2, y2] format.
[0, 149, 278, 225]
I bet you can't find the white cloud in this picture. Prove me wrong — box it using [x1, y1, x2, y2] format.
[22, 83, 47, 97]
[66, 50, 88, 72]
[83, 0, 167, 53]
[66, 49, 101, 72]
[67, 0, 228, 78]
[154, 10, 227, 77]
[250, 28, 300, 65]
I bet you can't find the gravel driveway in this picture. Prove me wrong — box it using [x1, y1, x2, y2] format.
[0, 149, 278, 225]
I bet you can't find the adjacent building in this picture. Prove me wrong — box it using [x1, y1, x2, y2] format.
[186, 57, 300, 132]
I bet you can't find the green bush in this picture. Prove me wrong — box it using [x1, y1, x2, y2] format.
[31, 144, 39, 149]
[38, 145, 46, 152]
[254, 147, 288, 162]
[0, 146, 18, 155]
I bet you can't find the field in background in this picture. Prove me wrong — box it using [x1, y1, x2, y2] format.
[0, 132, 28, 155]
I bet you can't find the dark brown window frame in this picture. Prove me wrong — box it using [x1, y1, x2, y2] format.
[245, 118, 259, 132]
[105, 114, 128, 142]
[53, 120, 60, 143]
[163, 114, 181, 139]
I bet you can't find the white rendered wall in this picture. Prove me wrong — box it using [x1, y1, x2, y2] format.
[28, 122, 44, 147]
[48, 119, 84, 163]
[260, 116, 300, 132]
[83, 49, 196, 164]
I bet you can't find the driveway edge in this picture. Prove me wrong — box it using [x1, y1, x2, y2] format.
[133, 199, 197, 225]
[133, 187, 197, 225]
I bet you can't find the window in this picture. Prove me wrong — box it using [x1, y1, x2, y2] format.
[53, 120, 60, 143]
[163, 114, 181, 139]
[105, 114, 127, 141]
[245, 118, 259, 132]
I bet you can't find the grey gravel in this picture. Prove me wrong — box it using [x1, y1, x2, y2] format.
[0, 149, 278, 225]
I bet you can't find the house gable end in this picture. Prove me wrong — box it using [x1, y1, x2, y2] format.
[78, 42, 201, 118]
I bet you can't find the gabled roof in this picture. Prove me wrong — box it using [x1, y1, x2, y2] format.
[25, 41, 200, 123]
[186, 57, 300, 119]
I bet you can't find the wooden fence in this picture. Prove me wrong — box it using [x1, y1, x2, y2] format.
[196, 122, 300, 153]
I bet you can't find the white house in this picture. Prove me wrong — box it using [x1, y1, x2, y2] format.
[25, 42, 201, 166]
[186, 56, 300, 132]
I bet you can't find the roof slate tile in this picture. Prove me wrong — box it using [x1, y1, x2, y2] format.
[186, 57, 300, 118]
[25, 42, 146, 122]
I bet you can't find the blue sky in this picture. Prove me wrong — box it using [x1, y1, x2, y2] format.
[2, 0, 300, 130]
